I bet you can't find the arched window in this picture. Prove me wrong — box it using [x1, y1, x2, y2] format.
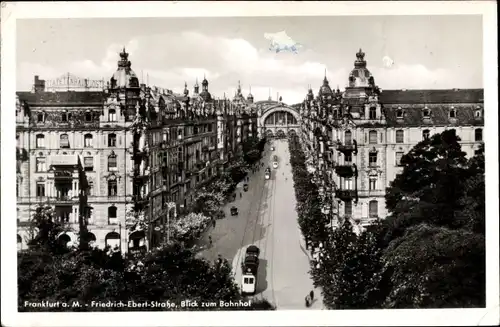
[395, 130, 404, 143]
[396, 107, 404, 118]
[60, 133, 70, 148]
[108, 206, 118, 224]
[369, 200, 378, 218]
[108, 109, 117, 122]
[475, 128, 483, 142]
[369, 130, 377, 144]
[108, 133, 117, 147]
[105, 232, 120, 249]
[475, 107, 482, 118]
[84, 134, 93, 147]
[87, 233, 97, 245]
[423, 108, 431, 118]
[36, 134, 45, 148]
[108, 153, 117, 171]
[85, 112, 92, 122]
[345, 130, 352, 144]
[423, 129, 430, 140]
[369, 107, 377, 120]
[58, 234, 71, 247]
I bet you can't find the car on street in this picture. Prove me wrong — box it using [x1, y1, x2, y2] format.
[271, 146, 275, 151]
[230, 206, 238, 216]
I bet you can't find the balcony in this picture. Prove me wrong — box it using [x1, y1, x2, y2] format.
[357, 189, 385, 197]
[335, 189, 358, 202]
[336, 140, 358, 155]
[334, 163, 358, 178]
[132, 194, 148, 203]
[51, 195, 74, 204]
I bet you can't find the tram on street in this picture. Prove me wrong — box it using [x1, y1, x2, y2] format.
[241, 245, 260, 295]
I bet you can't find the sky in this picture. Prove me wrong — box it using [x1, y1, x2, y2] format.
[16, 16, 483, 104]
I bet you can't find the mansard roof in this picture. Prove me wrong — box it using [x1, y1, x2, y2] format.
[379, 89, 483, 104]
[384, 103, 483, 127]
[16, 91, 105, 106]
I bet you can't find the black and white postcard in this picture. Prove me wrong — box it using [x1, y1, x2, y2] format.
[1, 1, 498, 326]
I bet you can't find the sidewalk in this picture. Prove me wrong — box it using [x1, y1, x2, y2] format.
[298, 226, 326, 310]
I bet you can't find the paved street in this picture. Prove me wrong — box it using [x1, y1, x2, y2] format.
[197, 139, 323, 310]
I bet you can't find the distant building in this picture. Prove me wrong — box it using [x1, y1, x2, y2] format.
[299, 49, 484, 233]
[16, 49, 258, 252]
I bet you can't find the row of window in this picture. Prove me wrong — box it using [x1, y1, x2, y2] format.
[344, 200, 378, 218]
[339, 128, 483, 145]
[34, 179, 117, 197]
[342, 151, 399, 167]
[35, 154, 116, 173]
[36, 110, 118, 123]
[35, 133, 117, 148]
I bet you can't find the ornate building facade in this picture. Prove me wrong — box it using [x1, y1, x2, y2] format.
[16, 49, 259, 252]
[299, 49, 484, 233]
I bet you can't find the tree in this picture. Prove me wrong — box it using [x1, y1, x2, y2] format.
[385, 129, 470, 239]
[26, 205, 71, 254]
[454, 144, 485, 234]
[381, 223, 485, 308]
[19, 216, 276, 311]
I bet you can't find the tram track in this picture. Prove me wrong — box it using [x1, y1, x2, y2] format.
[232, 149, 270, 278]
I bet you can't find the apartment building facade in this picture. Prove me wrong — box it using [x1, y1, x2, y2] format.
[299, 49, 484, 232]
[16, 49, 259, 252]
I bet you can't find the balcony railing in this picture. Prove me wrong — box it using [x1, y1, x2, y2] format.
[334, 163, 358, 178]
[335, 189, 358, 202]
[357, 189, 385, 197]
[52, 195, 74, 203]
[336, 139, 358, 154]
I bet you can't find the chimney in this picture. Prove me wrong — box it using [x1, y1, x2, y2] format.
[33, 75, 45, 93]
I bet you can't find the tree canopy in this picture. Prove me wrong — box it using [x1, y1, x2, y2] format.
[288, 130, 485, 309]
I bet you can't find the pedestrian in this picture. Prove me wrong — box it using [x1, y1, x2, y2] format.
[212, 218, 216, 228]
[310, 290, 314, 301]
[305, 294, 311, 307]
[208, 236, 213, 247]
[240, 192, 242, 198]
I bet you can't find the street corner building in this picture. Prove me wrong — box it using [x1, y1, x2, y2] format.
[15, 48, 259, 253]
[298, 49, 484, 234]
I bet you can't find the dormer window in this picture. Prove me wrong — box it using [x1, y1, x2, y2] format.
[61, 112, 68, 122]
[85, 112, 92, 122]
[475, 106, 482, 118]
[109, 109, 117, 122]
[37, 113, 44, 122]
[423, 107, 430, 118]
[423, 129, 430, 140]
[449, 107, 456, 119]
[396, 107, 404, 119]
